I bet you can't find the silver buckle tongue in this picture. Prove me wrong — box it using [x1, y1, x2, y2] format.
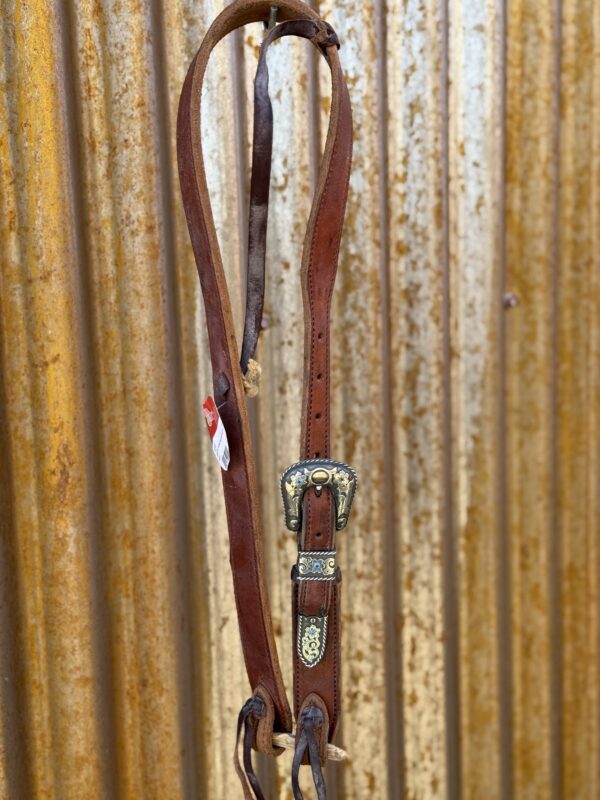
[280, 458, 357, 532]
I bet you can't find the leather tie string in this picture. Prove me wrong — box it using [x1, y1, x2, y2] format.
[292, 706, 327, 800]
[234, 696, 267, 800]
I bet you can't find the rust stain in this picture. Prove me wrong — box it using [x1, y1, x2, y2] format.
[0, 1, 598, 799]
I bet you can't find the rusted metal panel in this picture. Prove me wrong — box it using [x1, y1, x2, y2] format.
[321, 2, 389, 798]
[160, 3, 249, 797]
[448, 0, 504, 796]
[0, 2, 107, 797]
[386, 1, 449, 797]
[1, 1, 600, 798]
[557, 0, 600, 796]
[505, 1, 560, 796]
[66, 0, 202, 796]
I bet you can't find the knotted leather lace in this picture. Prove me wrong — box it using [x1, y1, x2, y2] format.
[234, 695, 267, 800]
[291, 706, 327, 800]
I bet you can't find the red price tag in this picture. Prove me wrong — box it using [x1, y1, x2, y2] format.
[202, 396, 230, 470]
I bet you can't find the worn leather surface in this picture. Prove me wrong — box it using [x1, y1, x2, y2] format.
[249, 11, 352, 744]
[177, 0, 352, 751]
[241, 18, 340, 373]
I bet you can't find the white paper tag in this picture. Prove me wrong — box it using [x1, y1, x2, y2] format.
[202, 396, 230, 470]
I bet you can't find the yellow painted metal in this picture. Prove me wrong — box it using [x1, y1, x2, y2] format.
[1, 0, 600, 798]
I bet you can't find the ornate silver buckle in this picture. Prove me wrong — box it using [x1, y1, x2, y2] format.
[282, 458, 356, 668]
[280, 458, 357, 532]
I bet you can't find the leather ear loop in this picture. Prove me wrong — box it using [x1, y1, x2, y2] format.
[236, 690, 330, 800]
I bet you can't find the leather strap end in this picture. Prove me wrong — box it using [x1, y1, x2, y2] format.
[254, 684, 285, 756]
[233, 686, 286, 800]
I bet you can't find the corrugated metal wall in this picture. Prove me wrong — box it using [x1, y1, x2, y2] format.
[1, 0, 598, 797]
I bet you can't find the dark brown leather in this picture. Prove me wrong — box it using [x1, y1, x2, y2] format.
[176, 0, 352, 767]
[234, 695, 267, 799]
[296, 692, 330, 767]
[240, 35, 272, 374]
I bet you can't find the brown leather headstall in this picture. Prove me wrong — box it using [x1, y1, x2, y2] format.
[176, 2, 354, 797]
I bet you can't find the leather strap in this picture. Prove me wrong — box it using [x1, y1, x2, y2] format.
[178, 0, 313, 738]
[176, 0, 352, 787]
[241, 17, 341, 373]
[248, 8, 351, 746]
